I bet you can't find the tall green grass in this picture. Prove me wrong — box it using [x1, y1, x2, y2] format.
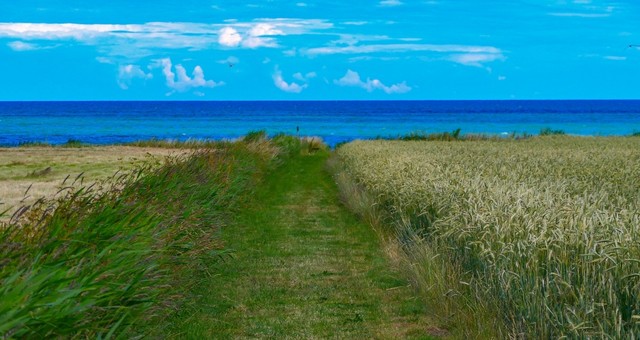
[336, 136, 640, 338]
[0, 136, 306, 337]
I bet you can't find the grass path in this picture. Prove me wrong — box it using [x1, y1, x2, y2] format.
[172, 151, 439, 338]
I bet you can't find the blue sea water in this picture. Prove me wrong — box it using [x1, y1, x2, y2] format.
[1, 100, 639, 147]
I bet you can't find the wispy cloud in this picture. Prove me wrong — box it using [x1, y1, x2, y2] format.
[379, 0, 403, 7]
[448, 53, 505, 67]
[0, 20, 333, 58]
[216, 56, 239, 65]
[303, 43, 504, 66]
[7, 40, 56, 51]
[330, 34, 391, 46]
[548, 2, 616, 18]
[293, 71, 317, 82]
[334, 69, 411, 94]
[153, 58, 224, 95]
[604, 56, 626, 61]
[548, 12, 610, 18]
[343, 21, 368, 26]
[302, 43, 502, 56]
[117, 64, 152, 89]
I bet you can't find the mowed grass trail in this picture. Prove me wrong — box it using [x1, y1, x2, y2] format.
[170, 151, 440, 338]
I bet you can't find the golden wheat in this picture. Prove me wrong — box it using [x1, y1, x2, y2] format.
[337, 136, 640, 338]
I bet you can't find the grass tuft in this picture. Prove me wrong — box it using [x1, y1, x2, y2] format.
[539, 127, 566, 135]
[243, 130, 268, 143]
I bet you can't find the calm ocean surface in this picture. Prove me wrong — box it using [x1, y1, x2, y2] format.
[1, 100, 639, 147]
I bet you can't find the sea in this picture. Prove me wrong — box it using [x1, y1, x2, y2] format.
[1, 100, 639, 147]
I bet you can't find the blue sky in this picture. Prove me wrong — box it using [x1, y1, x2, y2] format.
[0, 0, 638, 100]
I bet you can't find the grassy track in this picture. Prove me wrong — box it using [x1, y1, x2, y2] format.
[171, 151, 441, 338]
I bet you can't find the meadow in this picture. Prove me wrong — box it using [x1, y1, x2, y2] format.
[0, 145, 185, 214]
[335, 136, 640, 338]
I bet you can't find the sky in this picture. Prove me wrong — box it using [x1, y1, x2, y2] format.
[0, 0, 639, 100]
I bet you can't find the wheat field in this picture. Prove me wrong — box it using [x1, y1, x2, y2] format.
[337, 136, 640, 337]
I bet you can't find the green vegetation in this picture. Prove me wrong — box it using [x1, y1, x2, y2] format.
[17, 141, 51, 147]
[15, 139, 87, 148]
[336, 136, 640, 338]
[0, 139, 279, 338]
[243, 129, 269, 143]
[62, 139, 87, 147]
[397, 128, 462, 141]
[539, 127, 566, 135]
[5, 132, 640, 338]
[167, 145, 439, 338]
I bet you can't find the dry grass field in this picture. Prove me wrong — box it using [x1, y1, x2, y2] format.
[0, 146, 185, 214]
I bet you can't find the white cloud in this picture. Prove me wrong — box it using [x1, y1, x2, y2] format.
[218, 27, 242, 47]
[331, 34, 390, 46]
[348, 55, 402, 62]
[379, 0, 403, 6]
[448, 53, 505, 67]
[117, 64, 153, 89]
[154, 58, 224, 95]
[548, 12, 610, 18]
[296, 2, 308, 7]
[242, 23, 283, 48]
[96, 56, 114, 64]
[604, 56, 626, 61]
[283, 48, 297, 56]
[273, 67, 307, 93]
[293, 71, 317, 82]
[0, 20, 333, 58]
[216, 56, 239, 65]
[303, 43, 505, 67]
[302, 43, 502, 56]
[7, 41, 38, 51]
[343, 21, 368, 26]
[334, 69, 411, 94]
[498, 75, 507, 81]
[7, 40, 56, 51]
[549, 3, 615, 18]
